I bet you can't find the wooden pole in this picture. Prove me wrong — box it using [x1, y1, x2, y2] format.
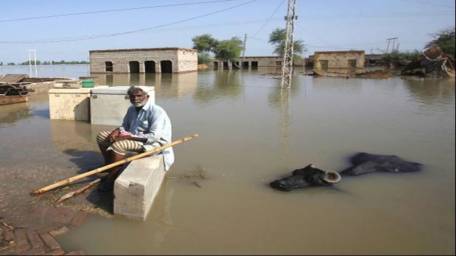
[32, 134, 199, 195]
[55, 178, 101, 204]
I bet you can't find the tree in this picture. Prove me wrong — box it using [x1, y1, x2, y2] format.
[213, 37, 243, 61]
[192, 34, 218, 64]
[192, 34, 243, 62]
[268, 28, 305, 57]
[426, 27, 455, 59]
[382, 50, 421, 67]
[192, 34, 218, 52]
[197, 52, 211, 65]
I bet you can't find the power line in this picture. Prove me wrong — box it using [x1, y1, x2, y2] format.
[399, 0, 455, 8]
[0, 0, 241, 23]
[252, 0, 286, 36]
[0, 0, 257, 44]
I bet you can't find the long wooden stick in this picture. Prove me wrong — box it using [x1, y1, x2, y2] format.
[32, 133, 199, 195]
[55, 178, 101, 204]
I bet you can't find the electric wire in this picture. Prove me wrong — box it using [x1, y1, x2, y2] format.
[0, 0, 257, 44]
[0, 0, 241, 23]
[252, 0, 286, 36]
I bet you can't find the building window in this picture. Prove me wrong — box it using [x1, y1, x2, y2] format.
[105, 61, 113, 72]
[319, 60, 329, 71]
[160, 60, 172, 73]
[145, 61, 156, 73]
[129, 61, 140, 73]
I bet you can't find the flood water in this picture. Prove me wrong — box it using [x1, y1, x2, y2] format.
[1, 65, 454, 254]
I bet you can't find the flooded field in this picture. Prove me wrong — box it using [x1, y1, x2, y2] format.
[0, 65, 454, 254]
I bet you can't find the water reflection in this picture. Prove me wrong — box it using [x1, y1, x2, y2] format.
[267, 76, 300, 107]
[193, 71, 242, 103]
[278, 88, 291, 165]
[0, 102, 32, 127]
[403, 78, 455, 106]
[92, 72, 198, 99]
[50, 120, 102, 169]
[147, 180, 175, 247]
[155, 73, 198, 99]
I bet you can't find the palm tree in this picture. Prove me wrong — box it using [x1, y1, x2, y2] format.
[269, 28, 305, 57]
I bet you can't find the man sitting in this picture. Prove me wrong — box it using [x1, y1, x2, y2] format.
[96, 86, 174, 191]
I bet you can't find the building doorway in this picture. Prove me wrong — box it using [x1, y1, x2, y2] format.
[319, 60, 329, 71]
[105, 61, 113, 72]
[348, 59, 357, 69]
[145, 61, 156, 73]
[160, 60, 172, 73]
[129, 61, 140, 73]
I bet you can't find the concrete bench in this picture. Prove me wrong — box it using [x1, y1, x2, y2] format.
[113, 155, 166, 220]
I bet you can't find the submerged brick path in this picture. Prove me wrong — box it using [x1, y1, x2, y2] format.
[0, 209, 88, 255]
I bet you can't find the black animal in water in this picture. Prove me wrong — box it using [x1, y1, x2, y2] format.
[270, 164, 341, 192]
[270, 153, 423, 192]
[340, 152, 423, 176]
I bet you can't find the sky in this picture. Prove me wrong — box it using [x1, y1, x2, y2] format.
[0, 0, 454, 63]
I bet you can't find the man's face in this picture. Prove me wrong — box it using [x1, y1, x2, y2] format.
[129, 91, 148, 107]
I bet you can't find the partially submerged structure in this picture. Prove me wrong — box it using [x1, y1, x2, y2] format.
[0, 83, 29, 105]
[313, 50, 365, 77]
[211, 56, 305, 70]
[401, 45, 455, 78]
[89, 48, 198, 74]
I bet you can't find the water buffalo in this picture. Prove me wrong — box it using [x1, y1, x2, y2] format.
[340, 152, 423, 176]
[270, 153, 422, 191]
[270, 164, 341, 192]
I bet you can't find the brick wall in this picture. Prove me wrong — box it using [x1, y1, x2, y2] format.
[314, 51, 365, 74]
[90, 48, 197, 73]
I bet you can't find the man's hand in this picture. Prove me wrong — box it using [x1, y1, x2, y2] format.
[108, 128, 127, 142]
[116, 133, 134, 141]
[112, 130, 134, 142]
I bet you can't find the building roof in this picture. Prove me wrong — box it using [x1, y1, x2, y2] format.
[314, 50, 365, 55]
[89, 47, 197, 53]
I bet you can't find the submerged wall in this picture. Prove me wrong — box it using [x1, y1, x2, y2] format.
[89, 48, 197, 74]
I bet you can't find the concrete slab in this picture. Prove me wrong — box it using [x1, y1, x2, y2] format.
[113, 155, 165, 220]
[90, 86, 155, 126]
[48, 88, 91, 121]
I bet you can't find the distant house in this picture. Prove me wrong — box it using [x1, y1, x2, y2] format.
[211, 56, 305, 70]
[313, 50, 365, 76]
[89, 48, 197, 74]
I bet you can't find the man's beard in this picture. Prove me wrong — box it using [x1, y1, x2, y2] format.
[133, 100, 146, 107]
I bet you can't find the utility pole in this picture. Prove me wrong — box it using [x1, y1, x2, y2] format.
[280, 0, 297, 89]
[385, 37, 398, 53]
[242, 33, 247, 58]
[28, 49, 37, 77]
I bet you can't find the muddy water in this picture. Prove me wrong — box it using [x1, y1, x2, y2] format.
[0, 68, 454, 254]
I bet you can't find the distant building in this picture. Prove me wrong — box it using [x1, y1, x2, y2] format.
[365, 54, 385, 67]
[313, 50, 365, 76]
[211, 56, 305, 70]
[89, 48, 197, 74]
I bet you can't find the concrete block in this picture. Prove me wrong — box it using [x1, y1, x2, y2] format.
[90, 86, 155, 126]
[48, 88, 91, 121]
[113, 155, 165, 220]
